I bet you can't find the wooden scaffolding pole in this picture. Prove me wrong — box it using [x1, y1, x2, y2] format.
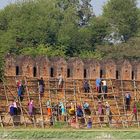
[89, 80, 102, 127]
[132, 78, 139, 127]
[38, 82, 44, 128]
[120, 79, 128, 128]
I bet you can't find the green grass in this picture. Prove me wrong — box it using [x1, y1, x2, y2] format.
[0, 128, 140, 139]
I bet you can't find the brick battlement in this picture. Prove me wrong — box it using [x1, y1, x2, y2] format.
[4, 55, 140, 80]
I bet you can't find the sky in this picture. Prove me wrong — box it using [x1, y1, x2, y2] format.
[0, 0, 140, 16]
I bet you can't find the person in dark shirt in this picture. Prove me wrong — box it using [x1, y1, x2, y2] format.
[83, 80, 90, 93]
[9, 102, 14, 116]
[125, 92, 131, 111]
[76, 105, 83, 117]
[17, 80, 24, 102]
[38, 77, 45, 97]
[18, 83, 25, 102]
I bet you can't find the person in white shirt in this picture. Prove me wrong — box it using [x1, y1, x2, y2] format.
[58, 74, 63, 89]
[105, 102, 112, 124]
[101, 79, 108, 98]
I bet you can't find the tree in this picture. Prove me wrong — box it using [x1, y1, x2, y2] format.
[94, 37, 140, 60]
[1, 0, 140, 65]
[89, 17, 109, 46]
[78, 0, 95, 26]
[103, 0, 139, 41]
[136, 9, 140, 36]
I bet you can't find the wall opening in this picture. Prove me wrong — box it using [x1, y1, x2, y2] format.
[132, 71, 134, 80]
[67, 68, 71, 78]
[61, 67, 63, 73]
[100, 70, 103, 78]
[116, 70, 119, 79]
[33, 67, 37, 77]
[84, 69, 87, 78]
[16, 66, 19, 76]
[50, 67, 54, 77]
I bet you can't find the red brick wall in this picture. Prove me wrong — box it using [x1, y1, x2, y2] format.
[5, 55, 140, 81]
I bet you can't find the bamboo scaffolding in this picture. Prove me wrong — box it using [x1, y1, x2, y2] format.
[37, 82, 44, 128]
[89, 80, 102, 127]
[1, 76, 140, 128]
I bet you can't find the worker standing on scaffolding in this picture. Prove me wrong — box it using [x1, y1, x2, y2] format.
[69, 102, 75, 116]
[98, 101, 104, 122]
[83, 101, 91, 115]
[83, 80, 90, 93]
[59, 102, 66, 121]
[28, 99, 34, 116]
[96, 78, 101, 93]
[105, 102, 112, 124]
[125, 92, 131, 111]
[9, 102, 14, 116]
[46, 100, 52, 116]
[102, 79, 108, 98]
[13, 100, 18, 115]
[38, 77, 45, 97]
[87, 116, 92, 128]
[58, 74, 63, 89]
[17, 80, 25, 102]
[132, 102, 137, 121]
[17, 80, 22, 101]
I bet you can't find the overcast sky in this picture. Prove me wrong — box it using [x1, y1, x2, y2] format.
[0, 0, 140, 16]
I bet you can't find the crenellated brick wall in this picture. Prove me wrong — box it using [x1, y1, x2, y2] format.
[4, 55, 140, 80]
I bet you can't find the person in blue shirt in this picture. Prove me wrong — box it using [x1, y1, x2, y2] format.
[96, 78, 101, 93]
[77, 105, 83, 117]
[59, 102, 65, 115]
[83, 102, 91, 115]
[9, 102, 14, 116]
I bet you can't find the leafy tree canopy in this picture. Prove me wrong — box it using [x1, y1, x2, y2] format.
[0, 0, 139, 78]
[103, 0, 139, 41]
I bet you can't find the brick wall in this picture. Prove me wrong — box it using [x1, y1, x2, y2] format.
[4, 55, 140, 81]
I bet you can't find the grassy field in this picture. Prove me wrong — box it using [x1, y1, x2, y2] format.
[0, 128, 140, 140]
